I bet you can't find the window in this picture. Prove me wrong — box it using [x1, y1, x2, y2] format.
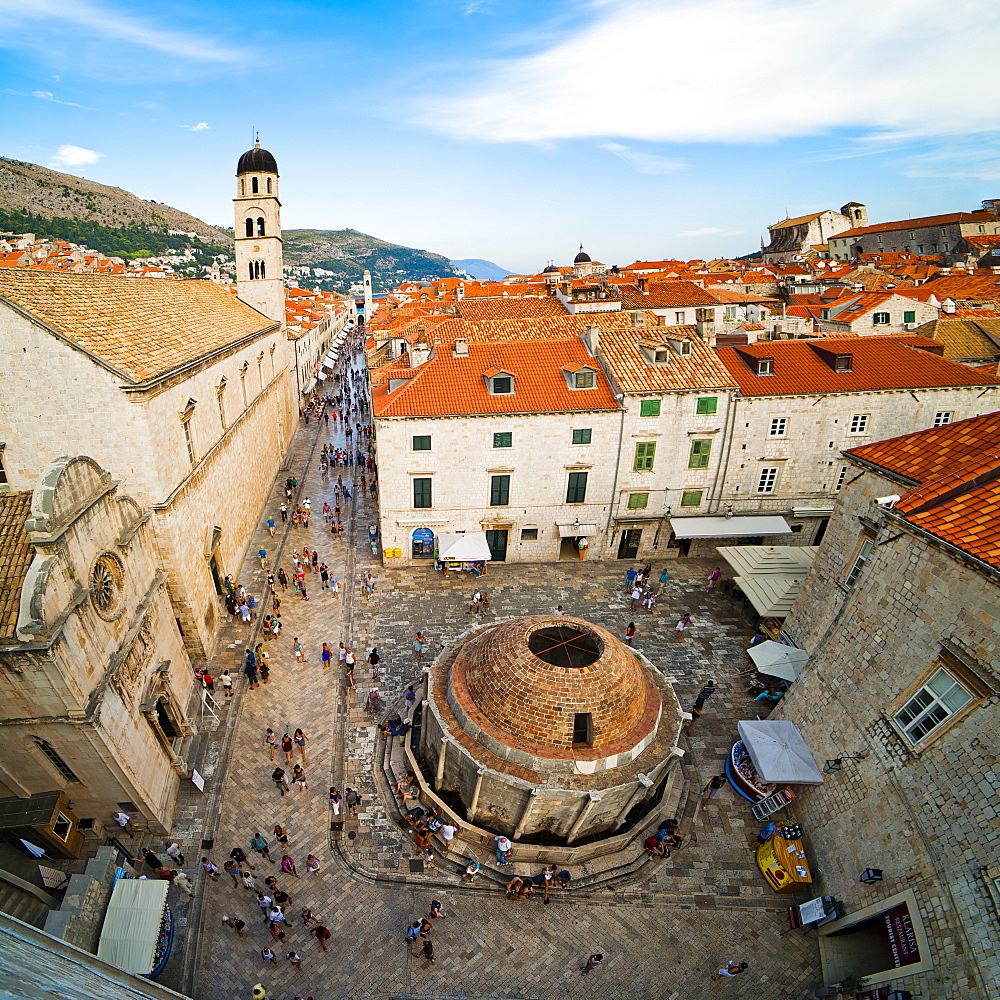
[490, 474, 510, 506]
[521, 528, 539, 541]
[835, 465, 848, 492]
[240, 366, 248, 407]
[216, 382, 227, 430]
[933, 411, 954, 427]
[244, 218, 254, 237]
[688, 439, 712, 469]
[489, 375, 513, 395]
[251, 176, 259, 193]
[412, 478, 432, 508]
[674, 311, 685, 324]
[412, 435, 431, 451]
[677, 341, 692, 357]
[757, 358, 774, 375]
[640, 399, 661, 417]
[566, 471, 588, 503]
[894, 667, 972, 744]
[680, 490, 703, 507]
[696, 397, 718, 415]
[493, 432, 512, 448]
[266, 177, 272, 193]
[634, 442, 656, 471]
[845, 537, 874, 586]
[872, 312, 890, 325]
[834, 354, 853, 372]
[627, 492, 649, 509]
[756, 467, 779, 493]
[769, 417, 788, 438]
[573, 370, 595, 389]
[572, 428, 592, 445]
[33, 738, 80, 782]
[572, 712, 594, 747]
[257, 217, 265, 237]
[182, 416, 196, 465]
[53, 813, 72, 842]
[652, 348, 670, 364]
[849, 413, 870, 435]
[0, 450, 8, 488]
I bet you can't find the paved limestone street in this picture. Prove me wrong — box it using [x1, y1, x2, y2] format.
[168, 351, 821, 1000]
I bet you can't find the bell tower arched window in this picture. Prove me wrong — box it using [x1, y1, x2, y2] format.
[251, 176, 259, 193]
[259, 261, 265, 279]
[245, 218, 254, 237]
[257, 217, 265, 237]
[266, 177, 272, 193]
[239, 178, 245, 195]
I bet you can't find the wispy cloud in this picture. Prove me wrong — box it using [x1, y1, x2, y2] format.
[679, 227, 745, 238]
[418, 0, 1000, 145]
[4, 88, 92, 109]
[50, 144, 104, 168]
[184, 122, 211, 133]
[0, 0, 241, 62]
[600, 142, 685, 174]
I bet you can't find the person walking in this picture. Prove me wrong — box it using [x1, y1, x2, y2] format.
[272, 767, 289, 797]
[405, 920, 422, 943]
[260, 948, 276, 964]
[291, 764, 307, 792]
[467, 589, 482, 614]
[263, 728, 278, 759]
[230, 846, 255, 871]
[273, 824, 289, 848]
[345, 787, 360, 817]
[222, 914, 246, 935]
[344, 649, 356, 689]
[321, 643, 333, 669]
[251, 832, 272, 862]
[313, 924, 332, 951]
[694, 679, 717, 710]
[422, 939, 435, 964]
[494, 835, 512, 865]
[293, 639, 305, 663]
[164, 842, 185, 866]
[581, 953, 604, 975]
[220, 669, 233, 699]
[223, 859, 241, 887]
[712, 961, 749, 981]
[293, 728, 309, 760]
[329, 787, 341, 816]
[281, 854, 300, 879]
[277, 567, 288, 590]
[243, 650, 259, 690]
[201, 857, 221, 882]
[624, 621, 636, 646]
[706, 567, 723, 592]
[674, 612, 693, 641]
[306, 854, 320, 875]
[428, 899, 446, 919]
[285, 951, 302, 970]
[701, 773, 727, 810]
[281, 734, 294, 763]
[257, 893, 273, 920]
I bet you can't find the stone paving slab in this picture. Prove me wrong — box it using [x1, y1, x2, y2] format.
[162, 357, 821, 1000]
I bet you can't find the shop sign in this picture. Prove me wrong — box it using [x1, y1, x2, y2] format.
[884, 902, 921, 968]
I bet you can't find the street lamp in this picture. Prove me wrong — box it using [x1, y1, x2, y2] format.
[859, 868, 884, 884]
[823, 753, 867, 773]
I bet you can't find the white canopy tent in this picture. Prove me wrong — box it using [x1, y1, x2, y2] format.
[669, 515, 791, 539]
[717, 545, 819, 618]
[437, 532, 493, 562]
[737, 720, 824, 785]
[97, 878, 169, 975]
[748, 640, 810, 682]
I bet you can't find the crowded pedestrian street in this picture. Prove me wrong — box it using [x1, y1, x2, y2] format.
[162, 342, 822, 1000]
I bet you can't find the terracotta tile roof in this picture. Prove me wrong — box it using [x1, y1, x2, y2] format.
[962, 235, 1000, 250]
[0, 492, 34, 641]
[832, 211, 999, 241]
[596, 325, 739, 394]
[848, 412, 1000, 572]
[716, 335, 1000, 396]
[921, 272, 1000, 303]
[913, 318, 1000, 361]
[455, 297, 567, 322]
[371, 338, 619, 418]
[770, 211, 826, 230]
[638, 280, 726, 307]
[0, 268, 276, 383]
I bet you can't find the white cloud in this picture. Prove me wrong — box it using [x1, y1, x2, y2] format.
[418, 0, 1000, 145]
[184, 122, 211, 132]
[678, 227, 744, 238]
[4, 88, 90, 108]
[0, 0, 240, 62]
[600, 142, 685, 174]
[50, 144, 104, 168]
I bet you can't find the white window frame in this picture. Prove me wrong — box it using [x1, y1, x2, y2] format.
[893, 667, 972, 745]
[835, 465, 848, 492]
[933, 411, 954, 427]
[872, 312, 890, 325]
[756, 467, 779, 494]
[757, 358, 774, 376]
[849, 413, 870, 435]
[768, 417, 788, 438]
[845, 536, 874, 586]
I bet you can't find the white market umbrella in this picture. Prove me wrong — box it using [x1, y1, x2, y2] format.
[737, 720, 824, 784]
[748, 640, 810, 682]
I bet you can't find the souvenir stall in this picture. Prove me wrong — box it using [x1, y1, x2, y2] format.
[97, 875, 174, 979]
[434, 532, 493, 575]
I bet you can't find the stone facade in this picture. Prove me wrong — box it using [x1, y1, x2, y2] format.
[762, 204, 867, 264]
[0, 297, 296, 660]
[817, 292, 939, 336]
[828, 209, 1000, 261]
[774, 457, 1000, 997]
[0, 457, 195, 832]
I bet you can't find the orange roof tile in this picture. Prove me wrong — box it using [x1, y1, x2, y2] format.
[455, 297, 567, 322]
[832, 211, 999, 241]
[716, 336, 1000, 396]
[0, 492, 34, 641]
[372, 338, 619, 418]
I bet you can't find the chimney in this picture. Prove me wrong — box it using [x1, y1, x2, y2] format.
[696, 317, 717, 347]
[411, 325, 432, 367]
[942, 298, 956, 315]
[629, 310, 646, 327]
[452, 337, 469, 358]
[582, 324, 600, 356]
[457, 284, 465, 300]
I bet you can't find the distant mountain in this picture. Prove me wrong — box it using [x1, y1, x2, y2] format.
[450, 258, 516, 281]
[284, 229, 462, 293]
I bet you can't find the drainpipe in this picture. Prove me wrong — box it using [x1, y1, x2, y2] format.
[604, 394, 627, 553]
[709, 391, 740, 513]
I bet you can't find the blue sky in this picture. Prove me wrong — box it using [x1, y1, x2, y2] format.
[1, 0, 999, 273]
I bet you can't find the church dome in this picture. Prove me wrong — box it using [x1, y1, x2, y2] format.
[450, 614, 660, 761]
[574, 245, 592, 264]
[237, 141, 278, 175]
[542, 263, 559, 274]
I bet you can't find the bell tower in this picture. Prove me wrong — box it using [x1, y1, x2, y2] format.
[234, 139, 284, 324]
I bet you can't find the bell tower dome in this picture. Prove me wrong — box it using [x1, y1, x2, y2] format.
[234, 138, 284, 324]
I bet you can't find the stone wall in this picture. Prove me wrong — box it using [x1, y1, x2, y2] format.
[42, 846, 121, 952]
[775, 458, 1000, 998]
